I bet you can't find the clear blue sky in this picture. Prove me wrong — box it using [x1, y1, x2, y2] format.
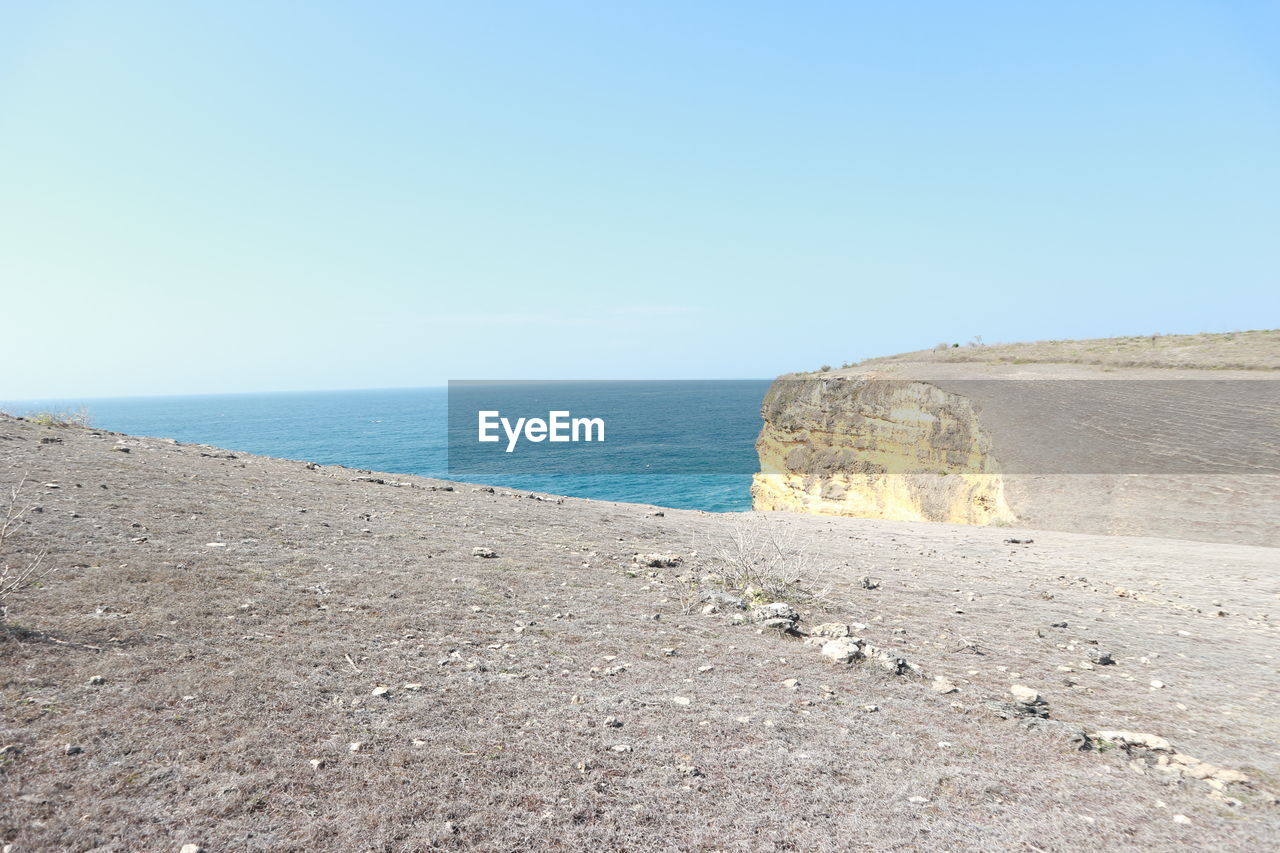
[2, 1, 1277, 399]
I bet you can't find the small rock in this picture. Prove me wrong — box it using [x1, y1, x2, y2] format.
[809, 623, 852, 639]
[1184, 762, 1220, 780]
[179, 846, 206, 853]
[603, 716, 622, 728]
[1088, 649, 1115, 666]
[859, 576, 880, 589]
[1149, 680, 1165, 689]
[403, 683, 423, 691]
[820, 638, 862, 664]
[610, 744, 633, 753]
[371, 686, 390, 698]
[1172, 814, 1191, 825]
[1020, 718, 1093, 750]
[472, 547, 498, 558]
[781, 679, 800, 690]
[931, 677, 958, 695]
[570, 695, 585, 705]
[1010, 684, 1042, 706]
[1207, 790, 1242, 808]
[671, 696, 691, 706]
[750, 602, 799, 631]
[860, 704, 879, 712]
[1092, 731, 1173, 753]
[64, 744, 82, 756]
[986, 699, 1038, 720]
[87, 676, 106, 686]
[634, 553, 682, 568]
[309, 758, 323, 769]
[907, 796, 930, 804]
[863, 645, 920, 677]
[699, 591, 746, 611]
[349, 742, 364, 752]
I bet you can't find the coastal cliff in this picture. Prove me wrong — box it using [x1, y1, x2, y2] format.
[753, 332, 1280, 545]
[752, 377, 1016, 525]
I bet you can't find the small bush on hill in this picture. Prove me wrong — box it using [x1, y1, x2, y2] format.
[27, 407, 92, 427]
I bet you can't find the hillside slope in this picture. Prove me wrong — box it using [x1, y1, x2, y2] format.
[856, 330, 1280, 371]
[1, 415, 1278, 851]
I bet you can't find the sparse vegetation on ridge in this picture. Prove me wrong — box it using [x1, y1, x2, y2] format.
[852, 329, 1280, 371]
[19, 408, 92, 428]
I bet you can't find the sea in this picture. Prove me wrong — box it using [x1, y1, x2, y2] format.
[4, 381, 773, 512]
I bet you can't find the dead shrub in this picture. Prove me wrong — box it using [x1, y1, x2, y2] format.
[26, 407, 92, 427]
[1, 475, 54, 620]
[707, 516, 832, 605]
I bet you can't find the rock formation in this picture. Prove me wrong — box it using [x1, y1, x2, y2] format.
[754, 332, 1280, 545]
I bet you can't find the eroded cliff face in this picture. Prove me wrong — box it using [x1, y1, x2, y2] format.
[752, 378, 1016, 525]
[752, 369, 1280, 545]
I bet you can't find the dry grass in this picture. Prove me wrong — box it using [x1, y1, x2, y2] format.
[20, 408, 93, 428]
[854, 330, 1280, 371]
[705, 516, 833, 605]
[0, 476, 53, 621]
[1, 414, 1277, 851]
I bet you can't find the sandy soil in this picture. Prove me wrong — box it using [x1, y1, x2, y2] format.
[2, 414, 1278, 851]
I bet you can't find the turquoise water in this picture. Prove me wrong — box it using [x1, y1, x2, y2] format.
[5, 383, 771, 512]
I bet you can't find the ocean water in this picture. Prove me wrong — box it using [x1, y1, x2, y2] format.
[5, 382, 772, 512]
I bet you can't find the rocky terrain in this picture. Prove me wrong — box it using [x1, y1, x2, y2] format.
[2, 413, 1278, 851]
[753, 331, 1280, 546]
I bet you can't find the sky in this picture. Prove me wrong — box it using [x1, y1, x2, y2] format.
[1, 1, 1278, 399]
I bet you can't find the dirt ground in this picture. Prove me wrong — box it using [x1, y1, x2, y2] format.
[2, 414, 1278, 852]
